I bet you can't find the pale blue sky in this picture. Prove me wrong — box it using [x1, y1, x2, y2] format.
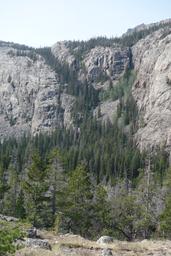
[1, 0, 171, 47]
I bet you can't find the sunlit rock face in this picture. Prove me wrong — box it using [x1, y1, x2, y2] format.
[83, 46, 131, 82]
[52, 41, 131, 85]
[132, 28, 171, 150]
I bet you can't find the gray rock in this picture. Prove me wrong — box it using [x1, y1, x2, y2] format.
[83, 46, 130, 82]
[0, 46, 75, 140]
[0, 214, 18, 222]
[25, 238, 51, 250]
[132, 27, 171, 151]
[93, 100, 118, 123]
[52, 41, 78, 70]
[51, 41, 131, 88]
[101, 248, 113, 256]
[27, 227, 37, 238]
[97, 236, 113, 244]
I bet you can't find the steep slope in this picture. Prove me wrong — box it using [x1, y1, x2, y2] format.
[52, 41, 131, 88]
[0, 45, 75, 140]
[1, 21, 171, 154]
[0, 39, 131, 139]
[132, 27, 171, 151]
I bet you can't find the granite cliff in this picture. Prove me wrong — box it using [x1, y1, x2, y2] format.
[132, 27, 171, 151]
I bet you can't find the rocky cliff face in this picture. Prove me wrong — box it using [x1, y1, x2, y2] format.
[0, 40, 130, 140]
[1, 22, 171, 152]
[83, 46, 131, 84]
[0, 46, 75, 140]
[52, 41, 131, 88]
[132, 28, 171, 151]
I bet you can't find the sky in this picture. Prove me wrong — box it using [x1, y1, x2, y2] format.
[1, 0, 171, 47]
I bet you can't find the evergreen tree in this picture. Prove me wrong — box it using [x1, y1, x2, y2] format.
[160, 168, 171, 237]
[64, 165, 93, 236]
[15, 190, 26, 219]
[93, 185, 111, 236]
[48, 149, 66, 220]
[0, 166, 9, 212]
[3, 166, 18, 216]
[110, 194, 152, 241]
[23, 151, 50, 227]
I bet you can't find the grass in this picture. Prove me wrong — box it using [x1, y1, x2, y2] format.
[15, 231, 171, 256]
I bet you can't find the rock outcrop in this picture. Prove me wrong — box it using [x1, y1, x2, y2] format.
[25, 238, 51, 250]
[52, 41, 78, 70]
[97, 236, 114, 244]
[102, 248, 113, 256]
[0, 214, 18, 222]
[93, 100, 118, 123]
[51, 41, 131, 87]
[0, 46, 74, 139]
[83, 46, 131, 82]
[132, 28, 171, 151]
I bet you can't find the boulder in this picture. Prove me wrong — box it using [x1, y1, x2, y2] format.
[0, 214, 18, 222]
[97, 236, 113, 244]
[101, 248, 113, 256]
[25, 238, 51, 250]
[27, 227, 37, 238]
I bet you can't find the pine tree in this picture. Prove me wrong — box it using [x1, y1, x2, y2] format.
[64, 165, 93, 236]
[0, 166, 9, 213]
[110, 194, 151, 241]
[160, 168, 171, 238]
[23, 151, 50, 227]
[15, 190, 26, 219]
[3, 166, 18, 216]
[48, 149, 66, 220]
[93, 185, 111, 236]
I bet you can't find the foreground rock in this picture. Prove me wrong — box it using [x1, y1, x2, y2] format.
[15, 232, 171, 256]
[25, 238, 51, 250]
[27, 227, 37, 238]
[0, 214, 18, 222]
[102, 248, 113, 256]
[97, 236, 114, 244]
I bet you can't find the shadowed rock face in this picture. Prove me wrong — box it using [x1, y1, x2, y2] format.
[132, 28, 171, 151]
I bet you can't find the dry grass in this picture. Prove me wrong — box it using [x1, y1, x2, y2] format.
[15, 232, 171, 256]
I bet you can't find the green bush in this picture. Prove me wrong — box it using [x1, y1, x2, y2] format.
[0, 222, 25, 256]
